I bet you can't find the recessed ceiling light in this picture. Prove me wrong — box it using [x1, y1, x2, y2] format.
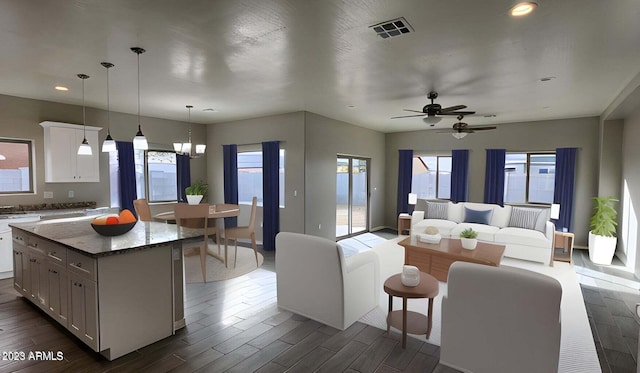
[55, 86, 69, 91]
[510, 2, 537, 17]
[202, 108, 216, 112]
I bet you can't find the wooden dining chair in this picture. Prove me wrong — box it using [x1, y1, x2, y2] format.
[224, 196, 259, 268]
[174, 203, 211, 282]
[133, 198, 152, 221]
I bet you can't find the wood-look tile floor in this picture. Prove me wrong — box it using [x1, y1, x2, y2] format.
[0, 249, 456, 373]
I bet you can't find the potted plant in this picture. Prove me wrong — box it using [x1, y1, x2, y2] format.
[588, 196, 618, 265]
[460, 228, 478, 250]
[185, 181, 208, 205]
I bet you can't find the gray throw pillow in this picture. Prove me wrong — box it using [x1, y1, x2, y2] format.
[508, 207, 542, 230]
[426, 202, 448, 220]
[463, 207, 493, 225]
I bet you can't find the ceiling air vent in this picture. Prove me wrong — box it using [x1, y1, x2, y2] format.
[370, 17, 413, 39]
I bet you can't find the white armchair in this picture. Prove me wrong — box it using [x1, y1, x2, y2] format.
[275, 232, 379, 330]
[440, 261, 562, 373]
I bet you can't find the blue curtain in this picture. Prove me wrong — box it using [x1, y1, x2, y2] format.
[397, 149, 413, 216]
[262, 141, 280, 251]
[553, 148, 578, 232]
[483, 149, 506, 206]
[451, 149, 470, 203]
[223, 144, 238, 228]
[176, 154, 191, 203]
[116, 141, 137, 216]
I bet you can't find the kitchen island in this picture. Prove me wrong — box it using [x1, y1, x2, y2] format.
[10, 217, 200, 360]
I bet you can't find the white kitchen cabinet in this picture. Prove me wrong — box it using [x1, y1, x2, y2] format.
[40, 121, 101, 182]
[0, 230, 11, 279]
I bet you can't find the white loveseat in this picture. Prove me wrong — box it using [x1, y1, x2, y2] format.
[275, 232, 380, 330]
[411, 200, 555, 265]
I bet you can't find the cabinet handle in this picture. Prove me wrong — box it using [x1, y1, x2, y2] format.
[49, 269, 58, 274]
[30, 258, 37, 263]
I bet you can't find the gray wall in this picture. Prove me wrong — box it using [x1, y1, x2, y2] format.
[304, 112, 386, 240]
[599, 119, 624, 198]
[206, 112, 306, 242]
[621, 108, 640, 275]
[0, 94, 206, 212]
[385, 117, 600, 246]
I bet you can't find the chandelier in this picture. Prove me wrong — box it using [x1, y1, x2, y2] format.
[173, 105, 206, 157]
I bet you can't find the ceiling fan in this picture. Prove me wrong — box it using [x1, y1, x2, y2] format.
[437, 115, 496, 139]
[391, 91, 476, 125]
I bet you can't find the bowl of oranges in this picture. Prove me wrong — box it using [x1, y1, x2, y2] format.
[90, 209, 138, 236]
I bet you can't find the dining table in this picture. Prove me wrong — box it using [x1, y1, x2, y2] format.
[153, 203, 241, 266]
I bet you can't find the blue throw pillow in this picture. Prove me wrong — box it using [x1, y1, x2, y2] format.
[463, 207, 493, 225]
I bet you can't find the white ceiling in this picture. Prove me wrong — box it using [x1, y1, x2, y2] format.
[1, 0, 640, 133]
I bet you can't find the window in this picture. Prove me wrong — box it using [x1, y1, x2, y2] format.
[504, 152, 555, 204]
[109, 149, 178, 207]
[237, 149, 285, 207]
[0, 139, 34, 194]
[145, 151, 177, 202]
[411, 155, 451, 200]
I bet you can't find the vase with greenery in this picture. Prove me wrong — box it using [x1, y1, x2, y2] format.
[588, 196, 618, 265]
[460, 228, 478, 250]
[185, 181, 208, 205]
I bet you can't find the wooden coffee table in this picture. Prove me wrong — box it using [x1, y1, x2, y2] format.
[399, 237, 505, 282]
[384, 272, 439, 348]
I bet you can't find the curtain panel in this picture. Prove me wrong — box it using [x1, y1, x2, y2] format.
[553, 148, 578, 232]
[176, 154, 191, 203]
[483, 149, 506, 206]
[262, 141, 280, 251]
[223, 144, 239, 228]
[116, 141, 137, 216]
[451, 149, 470, 203]
[397, 149, 413, 216]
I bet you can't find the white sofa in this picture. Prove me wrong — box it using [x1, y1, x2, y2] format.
[275, 232, 379, 330]
[441, 261, 562, 373]
[411, 200, 555, 265]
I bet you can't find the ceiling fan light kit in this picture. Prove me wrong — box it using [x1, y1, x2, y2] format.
[391, 91, 476, 126]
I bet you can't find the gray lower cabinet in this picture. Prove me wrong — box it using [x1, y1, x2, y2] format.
[46, 260, 68, 326]
[68, 271, 98, 350]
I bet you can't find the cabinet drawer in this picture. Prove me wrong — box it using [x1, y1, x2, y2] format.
[45, 245, 67, 265]
[13, 231, 27, 245]
[27, 236, 47, 256]
[67, 250, 97, 281]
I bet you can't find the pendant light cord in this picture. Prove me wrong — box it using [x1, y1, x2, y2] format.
[137, 51, 141, 130]
[106, 66, 110, 132]
[82, 77, 86, 138]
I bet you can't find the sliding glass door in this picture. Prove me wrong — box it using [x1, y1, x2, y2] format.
[336, 156, 369, 238]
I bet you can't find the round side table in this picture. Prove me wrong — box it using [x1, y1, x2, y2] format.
[383, 272, 439, 348]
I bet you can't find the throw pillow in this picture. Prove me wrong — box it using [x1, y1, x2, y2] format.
[463, 207, 493, 225]
[508, 207, 542, 230]
[426, 202, 448, 220]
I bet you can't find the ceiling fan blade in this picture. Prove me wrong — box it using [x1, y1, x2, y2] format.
[391, 114, 425, 119]
[440, 105, 467, 112]
[468, 126, 497, 131]
[439, 110, 476, 116]
[403, 109, 425, 113]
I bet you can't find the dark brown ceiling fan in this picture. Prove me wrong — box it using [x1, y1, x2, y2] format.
[391, 91, 476, 125]
[437, 115, 496, 139]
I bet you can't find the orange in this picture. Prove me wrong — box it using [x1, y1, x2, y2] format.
[119, 209, 137, 223]
[106, 216, 120, 225]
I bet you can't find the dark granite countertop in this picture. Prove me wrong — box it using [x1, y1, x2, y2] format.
[9, 216, 202, 257]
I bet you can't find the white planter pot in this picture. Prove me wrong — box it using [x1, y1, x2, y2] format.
[588, 231, 617, 265]
[460, 238, 478, 250]
[186, 195, 203, 205]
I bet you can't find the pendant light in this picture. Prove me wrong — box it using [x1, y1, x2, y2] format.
[77, 73, 92, 155]
[101, 62, 116, 152]
[131, 47, 148, 150]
